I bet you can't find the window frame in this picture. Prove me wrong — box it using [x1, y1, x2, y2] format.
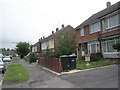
[88, 41, 100, 54]
[104, 13, 119, 30]
[89, 22, 101, 34]
[102, 38, 120, 53]
[79, 28, 84, 37]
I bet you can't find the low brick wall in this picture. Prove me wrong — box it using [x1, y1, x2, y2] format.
[38, 57, 61, 73]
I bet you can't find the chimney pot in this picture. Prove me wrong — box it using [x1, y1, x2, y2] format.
[62, 24, 64, 28]
[106, 2, 111, 8]
[52, 31, 54, 34]
[56, 28, 59, 31]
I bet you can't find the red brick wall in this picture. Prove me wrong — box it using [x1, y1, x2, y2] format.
[76, 25, 100, 44]
[100, 29, 120, 38]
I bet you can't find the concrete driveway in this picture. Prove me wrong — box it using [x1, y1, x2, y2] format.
[61, 65, 118, 88]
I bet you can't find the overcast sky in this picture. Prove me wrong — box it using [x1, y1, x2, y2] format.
[0, 0, 119, 49]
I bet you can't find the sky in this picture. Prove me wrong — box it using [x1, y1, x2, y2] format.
[0, 0, 119, 49]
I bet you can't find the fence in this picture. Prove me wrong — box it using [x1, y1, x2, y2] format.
[38, 57, 62, 73]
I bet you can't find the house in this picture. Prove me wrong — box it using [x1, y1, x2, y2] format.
[76, 1, 120, 58]
[40, 24, 76, 53]
[41, 33, 55, 53]
[31, 40, 41, 54]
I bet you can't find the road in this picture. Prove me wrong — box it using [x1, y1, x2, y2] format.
[61, 65, 118, 88]
[0, 71, 3, 89]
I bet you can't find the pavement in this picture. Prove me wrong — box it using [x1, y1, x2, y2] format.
[61, 65, 119, 88]
[2, 59, 78, 88]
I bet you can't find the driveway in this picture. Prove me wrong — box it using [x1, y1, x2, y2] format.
[61, 65, 118, 88]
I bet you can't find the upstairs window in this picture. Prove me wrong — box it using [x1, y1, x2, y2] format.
[105, 14, 119, 30]
[80, 28, 84, 36]
[90, 22, 100, 34]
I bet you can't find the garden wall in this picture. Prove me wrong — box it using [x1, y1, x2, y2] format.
[38, 57, 61, 73]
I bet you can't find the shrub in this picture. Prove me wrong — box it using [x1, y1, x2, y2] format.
[79, 56, 85, 60]
[113, 43, 120, 51]
[29, 53, 37, 63]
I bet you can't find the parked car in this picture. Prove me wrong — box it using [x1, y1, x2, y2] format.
[0, 54, 4, 59]
[0, 58, 6, 74]
[3, 56, 11, 63]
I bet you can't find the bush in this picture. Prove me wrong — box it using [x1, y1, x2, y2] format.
[79, 56, 85, 60]
[29, 53, 37, 63]
[113, 43, 120, 51]
[90, 56, 103, 61]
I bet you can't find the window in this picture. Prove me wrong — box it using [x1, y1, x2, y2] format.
[105, 14, 119, 30]
[102, 37, 120, 53]
[88, 41, 100, 54]
[80, 28, 84, 36]
[90, 22, 100, 34]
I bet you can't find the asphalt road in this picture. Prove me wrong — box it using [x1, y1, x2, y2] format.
[61, 65, 118, 88]
[0, 71, 3, 88]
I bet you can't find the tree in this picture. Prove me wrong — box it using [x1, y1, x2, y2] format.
[16, 42, 30, 58]
[55, 30, 76, 57]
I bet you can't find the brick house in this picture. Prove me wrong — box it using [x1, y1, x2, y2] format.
[76, 1, 120, 58]
[40, 24, 76, 53]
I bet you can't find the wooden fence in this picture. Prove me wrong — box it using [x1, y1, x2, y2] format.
[38, 57, 62, 73]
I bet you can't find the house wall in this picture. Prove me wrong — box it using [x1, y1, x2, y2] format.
[76, 25, 100, 44]
[48, 38, 54, 49]
[76, 3, 120, 59]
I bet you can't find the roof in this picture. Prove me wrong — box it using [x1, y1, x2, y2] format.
[40, 25, 75, 43]
[76, 1, 120, 30]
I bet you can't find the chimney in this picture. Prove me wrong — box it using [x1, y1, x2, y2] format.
[52, 31, 54, 34]
[56, 28, 59, 32]
[106, 2, 111, 8]
[62, 24, 64, 28]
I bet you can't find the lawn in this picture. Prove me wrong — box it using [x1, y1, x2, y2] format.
[3, 64, 29, 85]
[76, 59, 118, 70]
[11, 57, 19, 63]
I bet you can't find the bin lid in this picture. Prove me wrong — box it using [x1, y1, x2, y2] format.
[69, 53, 76, 57]
[60, 55, 69, 58]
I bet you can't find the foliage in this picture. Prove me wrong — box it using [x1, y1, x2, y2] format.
[113, 43, 120, 51]
[16, 42, 30, 58]
[3, 64, 29, 85]
[55, 30, 76, 56]
[43, 46, 55, 58]
[29, 53, 37, 63]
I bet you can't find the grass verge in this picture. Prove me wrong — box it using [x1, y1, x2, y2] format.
[76, 59, 118, 70]
[3, 64, 29, 85]
[11, 57, 19, 63]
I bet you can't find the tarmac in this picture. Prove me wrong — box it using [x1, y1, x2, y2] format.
[2, 59, 78, 88]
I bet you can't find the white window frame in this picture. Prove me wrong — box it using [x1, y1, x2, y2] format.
[88, 41, 100, 54]
[89, 22, 101, 34]
[104, 13, 119, 30]
[102, 38, 120, 53]
[80, 28, 84, 36]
